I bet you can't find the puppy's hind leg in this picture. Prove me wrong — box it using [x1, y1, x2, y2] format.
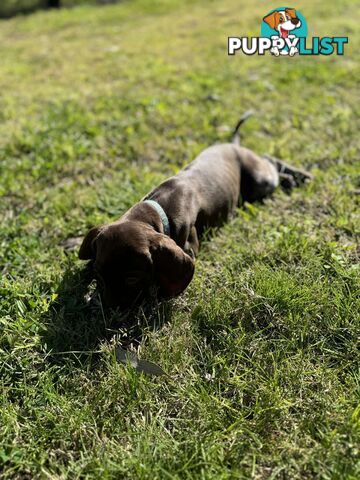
[239, 152, 280, 203]
[263, 155, 313, 189]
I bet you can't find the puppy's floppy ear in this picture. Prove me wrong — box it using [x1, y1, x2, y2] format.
[285, 8, 297, 18]
[151, 235, 195, 298]
[78, 225, 103, 260]
[263, 11, 279, 30]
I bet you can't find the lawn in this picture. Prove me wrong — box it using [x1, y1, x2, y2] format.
[0, 0, 359, 478]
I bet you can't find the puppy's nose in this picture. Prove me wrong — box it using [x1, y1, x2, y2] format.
[291, 18, 299, 25]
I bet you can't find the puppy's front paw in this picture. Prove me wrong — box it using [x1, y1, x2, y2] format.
[289, 46, 299, 56]
[270, 47, 280, 56]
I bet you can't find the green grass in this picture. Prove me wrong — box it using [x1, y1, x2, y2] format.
[0, 0, 359, 478]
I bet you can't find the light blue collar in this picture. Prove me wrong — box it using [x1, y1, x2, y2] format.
[143, 200, 170, 236]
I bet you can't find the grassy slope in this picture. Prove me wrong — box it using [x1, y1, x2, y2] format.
[0, 0, 359, 478]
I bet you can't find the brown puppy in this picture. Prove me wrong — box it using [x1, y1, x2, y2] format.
[79, 113, 311, 308]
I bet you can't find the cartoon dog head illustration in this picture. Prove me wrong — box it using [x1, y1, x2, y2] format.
[263, 8, 301, 38]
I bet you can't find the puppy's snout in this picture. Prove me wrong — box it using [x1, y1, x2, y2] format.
[291, 18, 300, 25]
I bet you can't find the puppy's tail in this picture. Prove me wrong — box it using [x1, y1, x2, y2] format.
[231, 110, 253, 146]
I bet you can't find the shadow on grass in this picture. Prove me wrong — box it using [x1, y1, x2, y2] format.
[0, 3, 56, 20]
[41, 261, 173, 366]
[0, 1, 119, 20]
